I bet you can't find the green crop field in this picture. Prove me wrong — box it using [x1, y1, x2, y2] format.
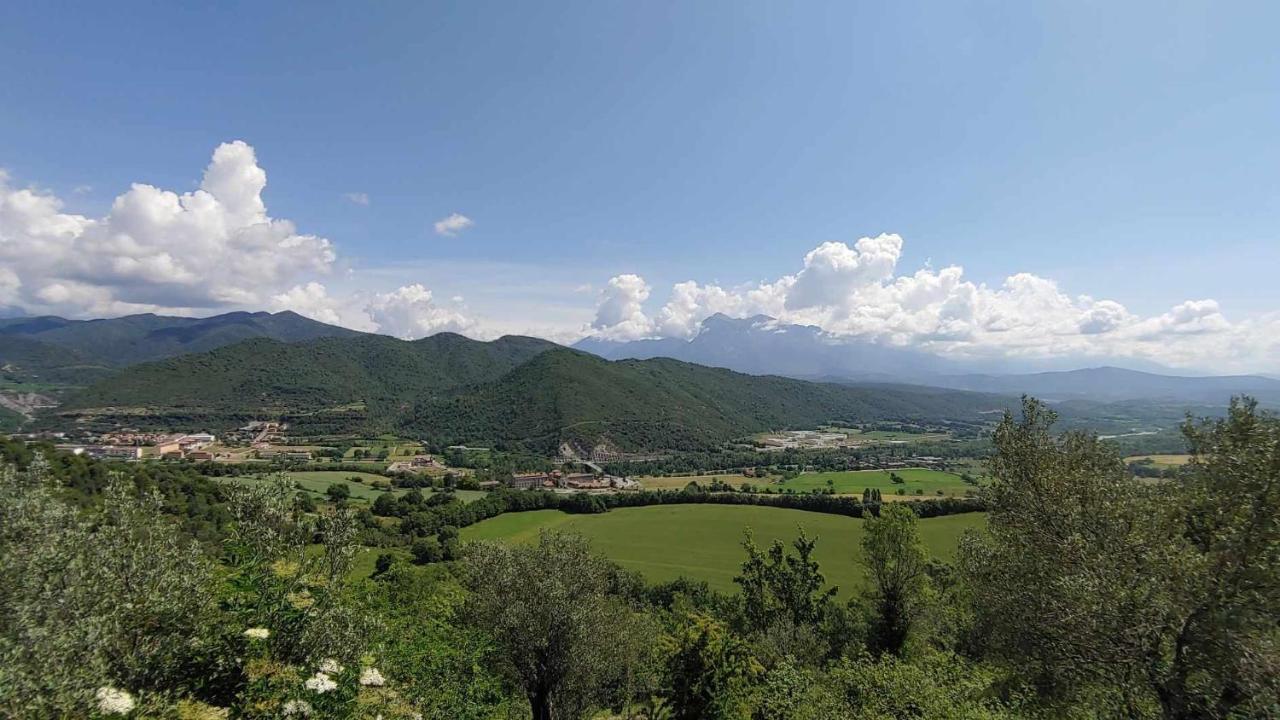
[461, 504, 985, 596]
[778, 468, 975, 497]
[1124, 454, 1192, 468]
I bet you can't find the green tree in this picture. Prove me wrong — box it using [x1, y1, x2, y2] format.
[735, 529, 837, 634]
[463, 531, 653, 720]
[661, 610, 761, 720]
[860, 503, 928, 655]
[960, 397, 1280, 717]
[326, 482, 351, 501]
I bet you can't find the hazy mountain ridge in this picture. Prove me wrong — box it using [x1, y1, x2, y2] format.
[575, 314, 1280, 406]
[0, 310, 363, 368]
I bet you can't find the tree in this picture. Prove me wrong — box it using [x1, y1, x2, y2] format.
[661, 610, 761, 720]
[326, 482, 351, 501]
[735, 529, 837, 634]
[860, 504, 927, 655]
[959, 397, 1280, 717]
[463, 532, 652, 720]
[1160, 398, 1280, 718]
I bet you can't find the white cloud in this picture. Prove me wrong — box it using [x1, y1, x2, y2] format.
[343, 192, 370, 206]
[585, 234, 1279, 372]
[590, 274, 653, 341]
[365, 283, 478, 339]
[0, 141, 335, 318]
[433, 212, 473, 237]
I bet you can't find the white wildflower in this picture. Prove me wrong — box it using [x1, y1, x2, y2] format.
[318, 657, 343, 674]
[359, 667, 386, 686]
[304, 671, 337, 694]
[95, 686, 136, 715]
[243, 627, 270, 640]
[282, 699, 313, 716]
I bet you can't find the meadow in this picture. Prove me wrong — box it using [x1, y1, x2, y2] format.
[460, 504, 986, 596]
[1124, 454, 1193, 468]
[776, 468, 975, 497]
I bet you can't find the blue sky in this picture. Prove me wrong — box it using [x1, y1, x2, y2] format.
[1, 2, 1278, 370]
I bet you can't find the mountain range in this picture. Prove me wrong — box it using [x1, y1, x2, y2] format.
[0, 311, 359, 386]
[6, 309, 1277, 451]
[574, 314, 1280, 406]
[50, 333, 1006, 453]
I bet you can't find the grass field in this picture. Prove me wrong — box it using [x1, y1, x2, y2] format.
[461, 504, 985, 596]
[778, 468, 975, 497]
[637, 474, 755, 490]
[1125, 454, 1192, 468]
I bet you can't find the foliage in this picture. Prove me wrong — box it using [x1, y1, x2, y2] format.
[660, 610, 762, 720]
[735, 529, 837, 633]
[860, 504, 929, 655]
[960, 397, 1280, 718]
[463, 531, 656, 719]
[0, 455, 222, 716]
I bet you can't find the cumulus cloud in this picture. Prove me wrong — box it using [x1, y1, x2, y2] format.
[591, 274, 653, 341]
[433, 212, 473, 237]
[365, 283, 478, 339]
[0, 143, 488, 341]
[585, 234, 1278, 372]
[0, 141, 335, 318]
[343, 192, 370, 206]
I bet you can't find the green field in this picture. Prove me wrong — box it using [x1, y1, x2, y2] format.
[777, 468, 975, 497]
[1124, 454, 1192, 468]
[461, 505, 985, 596]
[216, 471, 487, 504]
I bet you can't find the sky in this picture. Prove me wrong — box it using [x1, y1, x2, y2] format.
[1, 1, 1278, 372]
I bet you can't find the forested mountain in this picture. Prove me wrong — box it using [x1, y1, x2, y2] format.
[60, 331, 1008, 450]
[404, 348, 1008, 453]
[0, 310, 361, 384]
[0, 335, 116, 386]
[56, 333, 560, 432]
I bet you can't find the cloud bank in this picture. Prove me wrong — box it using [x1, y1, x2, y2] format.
[588, 233, 1280, 373]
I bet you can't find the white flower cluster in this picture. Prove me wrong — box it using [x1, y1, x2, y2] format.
[318, 657, 343, 674]
[304, 672, 337, 694]
[282, 699, 313, 716]
[243, 627, 270, 640]
[95, 686, 136, 715]
[359, 667, 386, 686]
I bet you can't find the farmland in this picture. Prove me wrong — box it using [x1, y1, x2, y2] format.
[637, 467, 979, 497]
[776, 468, 976, 497]
[461, 504, 985, 596]
[1124, 454, 1193, 468]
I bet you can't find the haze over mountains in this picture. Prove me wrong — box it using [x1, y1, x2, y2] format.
[4, 309, 1277, 447]
[0, 311, 360, 385]
[575, 314, 1280, 406]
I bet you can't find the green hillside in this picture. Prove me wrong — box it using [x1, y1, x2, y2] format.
[403, 348, 1008, 452]
[0, 335, 116, 387]
[55, 332, 560, 432]
[0, 310, 362, 366]
[57, 337, 1008, 449]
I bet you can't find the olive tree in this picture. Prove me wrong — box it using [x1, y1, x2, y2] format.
[463, 531, 653, 720]
[960, 397, 1280, 718]
[0, 456, 219, 716]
